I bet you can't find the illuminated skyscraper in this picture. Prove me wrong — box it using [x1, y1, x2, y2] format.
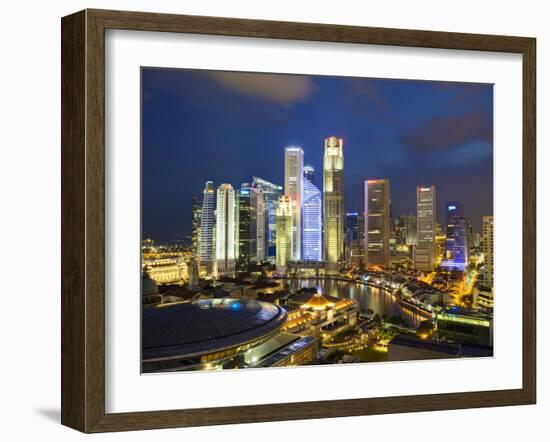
[364, 179, 390, 268]
[236, 184, 265, 272]
[198, 181, 215, 276]
[302, 177, 322, 261]
[441, 201, 468, 271]
[404, 213, 417, 246]
[191, 195, 202, 257]
[284, 146, 304, 261]
[323, 136, 344, 268]
[276, 195, 293, 271]
[215, 184, 236, 277]
[252, 176, 283, 263]
[303, 165, 315, 184]
[345, 212, 365, 268]
[482, 216, 494, 289]
[414, 185, 436, 271]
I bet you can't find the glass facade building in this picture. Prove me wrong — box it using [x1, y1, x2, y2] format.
[276, 195, 293, 271]
[198, 181, 215, 276]
[414, 185, 436, 271]
[364, 179, 390, 268]
[284, 146, 304, 261]
[323, 136, 344, 268]
[302, 177, 322, 261]
[252, 176, 283, 264]
[441, 201, 468, 271]
[215, 184, 236, 277]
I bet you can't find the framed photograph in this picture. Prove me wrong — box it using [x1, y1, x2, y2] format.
[61, 9, 536, 433]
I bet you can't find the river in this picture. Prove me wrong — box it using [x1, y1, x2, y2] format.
[285, 278, 423, 329]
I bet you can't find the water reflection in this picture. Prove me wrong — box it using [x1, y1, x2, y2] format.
[286, 278, 423, 328]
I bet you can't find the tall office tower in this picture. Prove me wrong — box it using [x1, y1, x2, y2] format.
[345, 212, 359, 259]
[191, 196, 202, 257]
[236, 184, 265, 270]
[482, 216, 494, 289]
[215, 184, 236, 277]
[466, 218, 474, 258]
[414, 185, 436, 271]
[405, 213, 418, 246]
[284, 146, 304, 261]
[441, 202, 468, 271]
[303, 165, 315, 184]
[364, 179, 390, 268]
[275, 195, 294, 271]
[236, 187, 254, 272]
[345, 212, 365, 268]
[252, 176, 283, 263]
[323, 136, 345, 268]
[302, 177, 322, 261]
[198, 181, 215, 276]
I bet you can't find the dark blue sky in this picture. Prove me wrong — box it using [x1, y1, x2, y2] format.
[142, 68, 493, 242]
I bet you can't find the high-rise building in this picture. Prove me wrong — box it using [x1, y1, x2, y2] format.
[302, 177, 322, 261]
[236, 184, 265, 272]
[482, 216, 494, 289]
[236, 187, 254, 272]
[414, 185, 436, 271]
[405, 213, 417, 247]
[215, 184, 236, 277]
[276, 195, 293, 271]
[198, 181, 215, 276]
[441, 202, 468, 271]
[364, 179, 390, 268]
[323, 136, 344, 268]
[284, 146, 304, 261]
[345, 212, 365, 268]
[252, 176, 283, 263]
[191, 195, 202, 257]
[303, 165, 315, 184]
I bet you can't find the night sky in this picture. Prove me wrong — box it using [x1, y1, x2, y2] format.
[142, 68, 493, 242]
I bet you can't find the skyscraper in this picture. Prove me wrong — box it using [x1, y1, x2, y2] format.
[236, 187, 254, 272]
[191, 195, 202, 257]
[303, 165, 315, 184]
[364, 179, 390, 268]
[414, 185, 436, 271]
[252, 176, 283, 263]
[482, 215, 494, 289]
[404, 213, 418, 247]
[323, 136, 344, 268]
[345, 212, 365, 268]
[198, 181, 215, 276]
[276, 195, 293, 271]
[215, 184, 236, 277]
[302, 176, 322, 261]
[284, 146, 304, 261]
[441, 201, 468, 271]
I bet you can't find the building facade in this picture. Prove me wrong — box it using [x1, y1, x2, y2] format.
[364, 179, 390, 268]
[441, 201, 468, 271]
[284, 146, 304, 261]
[252, 176, 283, 263]
[191, 195, 202, 257]
[323, 136, 345, 269]
[198, 181, 215, 276]
[302, 176, 323, 261]
[482, 215, 494, 289]
[215, 184, 236, 277]
[276, 195, 294, 271]
[414, 185, 436, 271]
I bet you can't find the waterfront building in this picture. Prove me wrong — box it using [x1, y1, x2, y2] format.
[198, 181, 215, 276]
[252, 176, 283, 263]
[441, 201, 468, 271]
[142, 257, 188, 285]
[364, 179, 390, 268]
[482, 215, 494, 289]
[284, 146, 304, 261]
[323, 136, 345, 269]
[302, 176, 322, 261]
[215, 184, 236, 277]
[275, 195, 294, 271]
[414, 185, 436, 271]
[191, 196, 202, 257]
[236, 185, 265, 271]
[436, 306, 493, 347]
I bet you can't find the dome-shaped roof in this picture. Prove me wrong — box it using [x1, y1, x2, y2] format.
[302, 292, 335, 310]
[142, 270, 159, 297]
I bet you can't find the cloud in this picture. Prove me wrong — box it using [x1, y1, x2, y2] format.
[347, 79, 388, 110]
[205, 71, 317, 106]
[400, 109, 493, 152]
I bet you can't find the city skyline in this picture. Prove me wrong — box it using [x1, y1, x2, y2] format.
[142, 68, 493, 241]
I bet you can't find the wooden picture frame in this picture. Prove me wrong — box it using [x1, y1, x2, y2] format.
[61, 8, 536, 433]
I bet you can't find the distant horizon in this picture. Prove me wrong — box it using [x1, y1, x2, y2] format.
[142, 68, 493, 241]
